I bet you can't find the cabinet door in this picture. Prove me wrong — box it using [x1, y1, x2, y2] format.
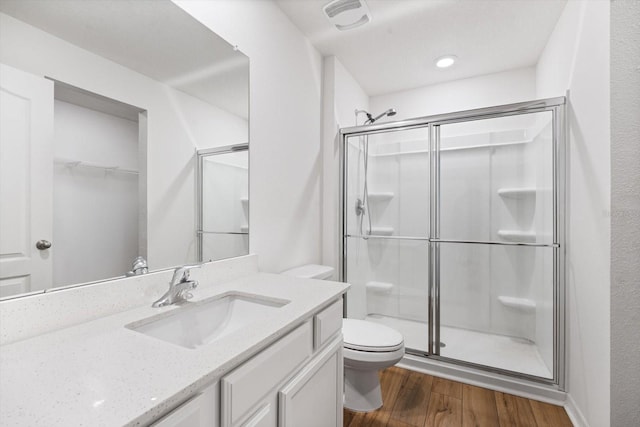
[242, 403, 275, 427]
[151, 382, 218, 427]
[221, 322, 313, 426]
[278, 336, 343, 427]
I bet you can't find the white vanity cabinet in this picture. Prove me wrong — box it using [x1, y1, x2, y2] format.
[147, 298, 344, 427]
[221, 299, 343, 427]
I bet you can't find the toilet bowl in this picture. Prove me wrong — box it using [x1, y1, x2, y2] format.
[281, 264, 405, 413]
[342, 318, 404, 411]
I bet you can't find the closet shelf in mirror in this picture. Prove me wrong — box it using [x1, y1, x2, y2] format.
[367, 192, 394, 202]
[54, 157, 139, 175]
[498, 296, 536, 313]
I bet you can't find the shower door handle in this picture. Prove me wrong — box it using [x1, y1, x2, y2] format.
[36, 240, 52, 250]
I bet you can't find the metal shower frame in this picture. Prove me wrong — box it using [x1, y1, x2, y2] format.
[338, 97, 567, 389]
[195, 143, 249, 262]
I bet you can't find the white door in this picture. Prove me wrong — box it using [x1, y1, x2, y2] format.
[0, 63, 54, 297]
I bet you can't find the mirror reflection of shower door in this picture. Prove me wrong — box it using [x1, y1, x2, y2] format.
[433, 111, 557, 380]
[197, 144, 249, 262]
[343, 127, 431, 354]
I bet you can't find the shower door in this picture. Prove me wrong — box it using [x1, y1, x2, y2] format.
[342, 126, 431, 354]
[340, 98, 565, 386]
[431, 109, 563, 382]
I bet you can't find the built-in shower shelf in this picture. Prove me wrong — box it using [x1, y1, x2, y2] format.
[498, 187, 552, 199]
[240, 197, 249, 206]
[498, 296, 536, 313]
[367, 192, 394, 203]
[366, 281, 394, 294]
[54, 157, 139, 175]
[369, 226, 394, 236]
[497, 188, 537, 199]
[497, 230, 537, 242]
[240, 225, 249, 233]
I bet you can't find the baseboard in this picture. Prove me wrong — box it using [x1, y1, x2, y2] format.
[398, 354, 567, 405]
[564, 393, 589, 427]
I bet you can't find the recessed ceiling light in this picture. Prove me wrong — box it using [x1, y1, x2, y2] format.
[435, 55, 457, 68]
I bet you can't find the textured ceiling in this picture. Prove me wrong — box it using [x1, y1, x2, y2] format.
[276, 0, 567, 96]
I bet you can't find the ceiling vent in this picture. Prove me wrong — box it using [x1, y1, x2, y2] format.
[323, 0, 371, 31]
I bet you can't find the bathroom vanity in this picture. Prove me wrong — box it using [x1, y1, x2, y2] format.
[0, 255, 349, 426]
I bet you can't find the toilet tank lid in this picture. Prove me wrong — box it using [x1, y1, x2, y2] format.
[281, 264, 334, 280]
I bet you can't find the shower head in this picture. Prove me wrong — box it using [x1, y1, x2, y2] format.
[354, 108, 397, 125]
[374, 108, 396, 121]
[367, 108, 397, 124]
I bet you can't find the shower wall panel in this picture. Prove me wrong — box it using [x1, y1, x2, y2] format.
[344, 129, 429, 324]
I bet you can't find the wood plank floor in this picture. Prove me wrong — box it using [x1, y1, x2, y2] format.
[344, 367, 573, 427]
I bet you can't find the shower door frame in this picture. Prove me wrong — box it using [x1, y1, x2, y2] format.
[339, 96, 567, 388]
[195, 143, 250, 262]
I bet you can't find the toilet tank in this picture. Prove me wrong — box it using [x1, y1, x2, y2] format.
[281, 264, 335, 280]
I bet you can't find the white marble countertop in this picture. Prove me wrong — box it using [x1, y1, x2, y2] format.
[0, 272, 348, 426]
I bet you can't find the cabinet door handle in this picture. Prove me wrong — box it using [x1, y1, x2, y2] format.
[36, 240, 52, 250]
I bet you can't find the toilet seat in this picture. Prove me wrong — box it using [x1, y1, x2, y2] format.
[343, 319, 404, 352]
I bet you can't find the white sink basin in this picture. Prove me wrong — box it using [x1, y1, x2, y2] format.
[127, 292, 290, 349]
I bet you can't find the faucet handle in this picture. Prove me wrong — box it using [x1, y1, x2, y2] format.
[180, 280, 198, 301]
[170, 264, 202, 285]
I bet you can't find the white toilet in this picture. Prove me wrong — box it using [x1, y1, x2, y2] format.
[282, 264, 405, 412]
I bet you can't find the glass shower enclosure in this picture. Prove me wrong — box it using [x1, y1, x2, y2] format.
[340, 98, 566, 386]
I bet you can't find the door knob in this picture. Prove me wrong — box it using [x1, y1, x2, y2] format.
[36, 240, 52, 250]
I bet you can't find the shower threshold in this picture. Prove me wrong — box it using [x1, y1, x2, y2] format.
[365, 314, 552, 379]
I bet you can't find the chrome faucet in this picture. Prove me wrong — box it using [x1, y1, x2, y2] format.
[152, 264, 201, 308]
[126, 256, 148, 276]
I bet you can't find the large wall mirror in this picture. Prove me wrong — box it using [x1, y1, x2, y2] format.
[0, 0, 249, 299]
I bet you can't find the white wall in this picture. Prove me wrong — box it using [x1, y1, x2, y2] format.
[536, 1, 610, 426]
[322, 56, 370, 280]
[370, 67, 536, 121]
[0, 12, 247, 278]
[53, 100, 139, 285]
[610, 1, 640, 426]
[174, 0, 323, 273]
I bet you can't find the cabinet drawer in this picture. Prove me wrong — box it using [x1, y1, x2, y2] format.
[313, 299, 342, 349]
[221, 321, 313, 426]
[150, 381, 218, 427]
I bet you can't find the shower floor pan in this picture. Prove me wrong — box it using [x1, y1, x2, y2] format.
[365, 314, 552, 379]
